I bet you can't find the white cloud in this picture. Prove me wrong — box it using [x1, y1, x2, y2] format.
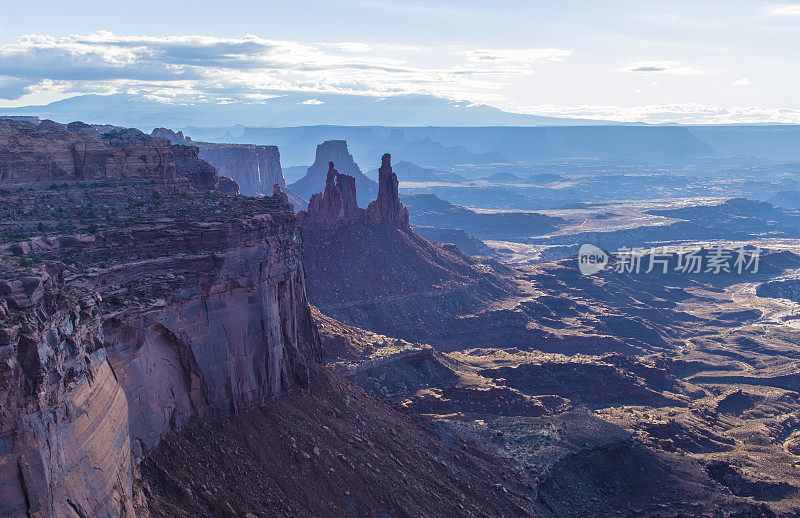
[0, 32, 572, 105]
[770, 4, 800, 15]
[623, 60, 705, 75]
[300, 98, 325, 105]
[732, 78, 751, 86]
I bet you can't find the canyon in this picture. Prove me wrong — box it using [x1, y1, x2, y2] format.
[3, 117, 800, 517]
[0, 120, 542, 517]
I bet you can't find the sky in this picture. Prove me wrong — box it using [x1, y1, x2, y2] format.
[0, 0, 798, 124]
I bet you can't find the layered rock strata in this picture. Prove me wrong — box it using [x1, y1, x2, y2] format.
[367, 153, 409, 227]
[198, 144, 285, 196]
[148, 127, 305, 205]
[0, 119, 234, 194]
[0, 182, 320, 517]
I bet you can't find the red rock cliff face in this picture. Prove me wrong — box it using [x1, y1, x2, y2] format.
[367, 153, 410, 227]
[0, 120, 230, 193]
[0, 120, 176, 184]
[0, 186, 320, 517]
[197, 144, 284, 195]
[300, 162, 363, 228]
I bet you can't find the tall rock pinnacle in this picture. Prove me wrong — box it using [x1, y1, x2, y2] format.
[300, 162, 361, 228]
[367, 153, 409, 227]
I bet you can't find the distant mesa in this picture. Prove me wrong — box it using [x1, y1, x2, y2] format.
[290, 140, 377, 206]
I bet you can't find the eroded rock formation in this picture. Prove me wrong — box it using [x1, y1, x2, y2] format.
[298, 153, 511, 338]
[299, 154, 408, 230]
[0, 178, 320, 517]
[0, 119, 235, 194]
[151, 127, 191, 143]
[289, 140, 377, 205]
[367, 153, 409, 227]
[172, 145, 218, 191]
[300, 162, 364, 228]
[0, 119, 176, 184]
[148, 127, 303, 203]
[217, 175, 240, 195]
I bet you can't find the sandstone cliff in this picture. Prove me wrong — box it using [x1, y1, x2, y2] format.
[149, 128, 303, 205]
[198, 144, 284, 196]
[0, 119, 234, 194]
[289, 140, 377, 206]
[0, 182, 320, 517]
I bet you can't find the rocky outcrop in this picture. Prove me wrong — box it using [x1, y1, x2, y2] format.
[298, 153, 511, 338]
[197, 144, 285, 196]
[299, 162, 364, 228]
[0, 119, 231, 192]
[298, 154, 408, 230]
[172, 145, 218, 191]
[151, 127, 191, 143]
[0, 183, 321, 517]
[217, 175, 240, 195]
[148, 127, 303, 201]
[289, 140, 377, 205]
[367, 154, 409, 227]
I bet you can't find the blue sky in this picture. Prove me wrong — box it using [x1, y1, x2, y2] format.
[0, 0, 798, 123]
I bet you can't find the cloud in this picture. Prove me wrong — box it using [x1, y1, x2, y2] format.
[770, 4, 800, 15]
[623, 61, 705, 75]
[0, 75, 33, 100]
[0, 31, 573, 103]
[732, 78, 751, 86]
[300, 98, 325, 105]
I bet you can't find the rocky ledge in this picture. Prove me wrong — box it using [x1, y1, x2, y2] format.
[0, 119, 236, 193]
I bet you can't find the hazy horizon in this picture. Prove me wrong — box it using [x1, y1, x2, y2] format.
[1, 0, 799, 125]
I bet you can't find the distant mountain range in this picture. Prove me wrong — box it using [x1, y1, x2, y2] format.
[0, 92, 616, 128]
[5, 93, 800, 167]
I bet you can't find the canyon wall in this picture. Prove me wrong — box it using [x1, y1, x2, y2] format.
[198, 144, 285, 196]
[0, 119, 238, 194]
[0, 174, 320, 516]
[0, 120, 177, 184]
